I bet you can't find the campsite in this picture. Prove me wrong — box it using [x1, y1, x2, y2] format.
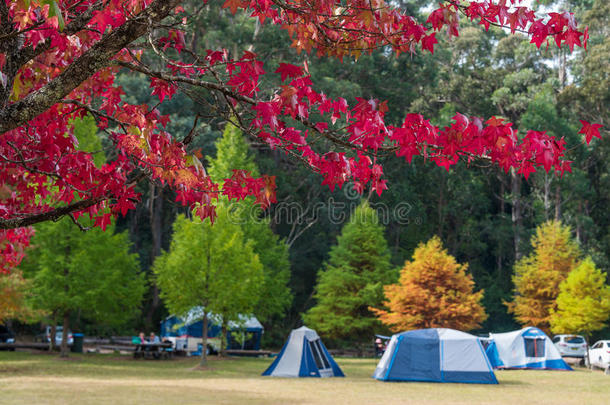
[1, 351, 609, 405]
[1, 0, 610, 404]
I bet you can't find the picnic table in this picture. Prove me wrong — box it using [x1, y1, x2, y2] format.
[133, 342, 173, 359]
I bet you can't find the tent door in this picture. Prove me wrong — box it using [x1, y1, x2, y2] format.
[309, 339, 333, 376]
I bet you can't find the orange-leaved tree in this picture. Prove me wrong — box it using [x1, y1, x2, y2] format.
[507, 220, 581, 333]
[372, 236, 486, 332]
[0, 271, 40, 324]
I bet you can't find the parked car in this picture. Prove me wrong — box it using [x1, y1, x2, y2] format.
[552, 334, 587, 358]
[588, 340, 610, 370]
[0, 324, 15, 350]
[35, 326, 73, 346]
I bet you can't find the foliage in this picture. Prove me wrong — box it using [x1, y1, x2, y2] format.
[0, 0, 606, 347]
[207, 123, 292, 332]
[0, 0, 596, 251]
[208, 122, 260, 181]
[153, 207, 263, 361]
[22, 218, 145, 351]
[0, 271, 40, 324]
[373, 236, 487, 332]
[550, 257, 610, 337]
[303, 201, 395, 343]
[154, 209, 263, 318]
[508, 220, 581, 332]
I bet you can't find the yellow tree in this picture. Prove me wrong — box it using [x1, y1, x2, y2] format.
[507, 220, 581, 333]
[372, 236, 486, 332]
[550, 257, 610, 338]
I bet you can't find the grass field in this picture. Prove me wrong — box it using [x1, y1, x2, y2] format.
[0, 351, 608, 404]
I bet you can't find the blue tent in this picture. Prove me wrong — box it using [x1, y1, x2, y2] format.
[262, 326, 344, 378]
[160, 307, 264, 351]
[373, 328, 497, 384]
[487, 327, 572, 370]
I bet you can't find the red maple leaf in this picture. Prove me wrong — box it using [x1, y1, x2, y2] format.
[421, 33, 437, 53]
[275, 63, 304, 82]
[222, 0, 246, 15]
[564, 29, 582, 52]
[579, 120, 603, 144]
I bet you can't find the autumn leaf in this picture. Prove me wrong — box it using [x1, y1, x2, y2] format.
[579, 120, 603, 144]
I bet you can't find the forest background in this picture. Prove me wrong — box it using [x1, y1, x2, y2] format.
[9, 0, 610, 347]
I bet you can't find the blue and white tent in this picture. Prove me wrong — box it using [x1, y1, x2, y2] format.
[373, 328, 497, 384]
[160, 307, 264, 351]
[487, 327, 572, 370]
[262, 326, 344, 378]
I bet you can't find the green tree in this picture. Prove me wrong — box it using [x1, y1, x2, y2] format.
[507, 220, 581, 333]
[550, 257, 610, 338]
[72, 114, 105, 168]
[303, 201, 396, 345]
[23, 219, 145, 357]
[207, 123, 292, 336]
[153, 207, 263, 365]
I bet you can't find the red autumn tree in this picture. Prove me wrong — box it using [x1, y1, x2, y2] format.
[0, 0, 601, 271]
[372, 236, 487, 332]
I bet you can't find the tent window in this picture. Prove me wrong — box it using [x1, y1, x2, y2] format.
[309, 339, 330, 370]
[524, 338, 545, 358]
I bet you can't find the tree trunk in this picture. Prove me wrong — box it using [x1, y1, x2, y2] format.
[511, 169, 523, 261]
[50, 321, 57, 351]
[543, 172, 551, 220]
[60, 311, 70, 358]
[496, 172, 506, 278]
[576, 200, 583, 243]
[200, 312, 209, 367]
[145, 183, 163, 329]
[554, 185, 561, 220]
[437, 171, 446, 237]
[220, 318, 228, 357]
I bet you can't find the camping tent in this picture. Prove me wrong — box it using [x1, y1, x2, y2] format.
[373, 328, 498, 384]
[160, 307, 264, 351]
[262, 326, 344, 377]
[486, 327, 572, 370]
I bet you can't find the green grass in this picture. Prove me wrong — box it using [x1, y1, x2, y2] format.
[0, 352, 608, 404]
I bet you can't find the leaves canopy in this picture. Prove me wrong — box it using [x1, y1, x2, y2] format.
[373, 236, 487, 332]
[0, 0, 598, 259]
[206, 123, 292, 325]
[550, 257, 610, 337]
[22, 218, 145, 330]
[303, 200, 395, 343]
[153, 207, 263, 322]
[508, 220, 581, 333]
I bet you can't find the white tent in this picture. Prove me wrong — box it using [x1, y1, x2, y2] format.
[487, 327, 571, 370]
[262, 326, 344, 378]
[373, 328, 497, 384]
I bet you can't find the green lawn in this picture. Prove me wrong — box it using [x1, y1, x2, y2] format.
[0, 351, 608, 404]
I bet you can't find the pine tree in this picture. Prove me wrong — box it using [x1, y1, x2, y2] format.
[507, 220, 581, 333]
[207, 123, 292, 327]
[303, 201, 395, 343]
[373, 236, 487, 332]
[550, 257, 610, 338]
[208, 122, 259, 180]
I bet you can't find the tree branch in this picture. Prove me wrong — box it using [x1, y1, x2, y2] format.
[0, 0, 181, 135]
[0, 196, 105, 230]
